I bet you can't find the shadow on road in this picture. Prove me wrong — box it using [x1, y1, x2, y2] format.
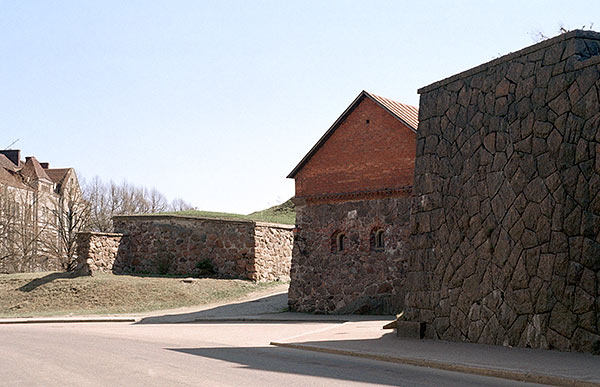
[17, 271, 83, 292]
[167, 345, 403, 386]
[166, 343, 526, 386]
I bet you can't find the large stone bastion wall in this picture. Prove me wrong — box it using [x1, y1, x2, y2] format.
[289, 196, 411, 314]
[406, 30, 600, 353]
[77, 215, 293, 282]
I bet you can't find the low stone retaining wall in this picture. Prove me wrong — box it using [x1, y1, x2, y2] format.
[76, 215, 293, 281]
[254, 223, 293, 282]
[75, 232, 125, 275]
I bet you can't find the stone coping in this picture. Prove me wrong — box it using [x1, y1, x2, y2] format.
[418, 29, 600, 94]
[112, 214, 294, 229]
[76, 231, 125, 237]
[253, 221, 294, 230]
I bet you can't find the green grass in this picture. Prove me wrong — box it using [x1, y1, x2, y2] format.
[0, 271, 284, 318]
[161, 198, 295, 225]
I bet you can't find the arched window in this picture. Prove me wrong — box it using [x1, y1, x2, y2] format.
[331, 231, 346, 253]
[371, 228, 385, 250]
[337, 233, 346, 252]
[376, 230, 384, 249]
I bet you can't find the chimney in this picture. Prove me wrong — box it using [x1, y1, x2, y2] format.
[0, 149, 21, 167]
[40, 162, 49, 169]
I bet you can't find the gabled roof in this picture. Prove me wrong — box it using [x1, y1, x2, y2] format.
[20, 156, 52, 182]
[0, 154, 18, 172]
[0, 164, 27, 189]
[46, 168, 70, 185]
[46, 168, 74, 194]
[287, 90, 418, 179]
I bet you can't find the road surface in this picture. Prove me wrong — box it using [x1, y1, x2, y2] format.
[0, 321, 540, 386]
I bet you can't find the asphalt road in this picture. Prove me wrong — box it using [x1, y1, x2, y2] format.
[0, 322, 541, 387]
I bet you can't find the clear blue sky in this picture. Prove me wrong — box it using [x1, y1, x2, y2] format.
[1, 1, 597, 213]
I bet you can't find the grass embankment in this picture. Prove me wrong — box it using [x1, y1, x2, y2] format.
[0, 272, 282, 318]
[161, 199, 296, 225]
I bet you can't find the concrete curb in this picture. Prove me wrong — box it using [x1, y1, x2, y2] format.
[0, 317, 137, 324]
[149, 318, 348, 324]
[136, 317, 348, 324]
[270, 342, 599, 387]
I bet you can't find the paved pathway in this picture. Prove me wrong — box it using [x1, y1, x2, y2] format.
[0, 321, 538, 386]
[1, 285, 598, 386]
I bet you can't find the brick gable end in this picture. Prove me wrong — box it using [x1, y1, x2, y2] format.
[295, 97, 416, 198]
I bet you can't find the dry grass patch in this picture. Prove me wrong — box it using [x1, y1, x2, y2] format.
[0, 272, 283, 318]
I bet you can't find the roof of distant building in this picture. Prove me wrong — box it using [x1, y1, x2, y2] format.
[0, 154, 18, 172]
[21, 156, 52, 182]
[0, 166, 26, 188]
[46, 168, 70, 185]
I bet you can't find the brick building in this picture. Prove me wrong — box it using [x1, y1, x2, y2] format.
[0, 149, 81, 272]
[287, 90, 418, 313]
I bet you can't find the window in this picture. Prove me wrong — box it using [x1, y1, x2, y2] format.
[376, 230, 384, 248]
[337, 233, 346, 252]
[371, 228, 385, 250]
[331, 231, 346, 253]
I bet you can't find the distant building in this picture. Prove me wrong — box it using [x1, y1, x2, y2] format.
[287, 90, 418, 314]
[0, 149, 81, 273]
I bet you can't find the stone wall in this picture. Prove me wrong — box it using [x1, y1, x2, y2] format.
[406, 30, 600, 353]
[75, 232, 124, 275]
[289, 196, 411, 314]
[254, 224, 293, 282]
[109, 215, 292, 282]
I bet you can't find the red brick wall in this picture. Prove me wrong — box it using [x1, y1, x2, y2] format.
[295, 97, 416, 197]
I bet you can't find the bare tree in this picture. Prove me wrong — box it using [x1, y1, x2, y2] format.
[49, 181, 91, 270]
[0, 184, 52, 272]
[84, 176, 113, 232]
[148, 188, 169, 213]
[82, 177, 193, 231]
[170, 198, 194, 212]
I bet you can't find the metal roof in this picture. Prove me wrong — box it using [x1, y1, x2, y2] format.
[367, 92, 419, 131]
[287, 90, 418, 179]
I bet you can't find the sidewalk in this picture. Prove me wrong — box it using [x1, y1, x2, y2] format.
[270, 319, 600, 387]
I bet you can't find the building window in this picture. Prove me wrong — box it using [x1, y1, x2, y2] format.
[371, 228, 385, 250]
[331, 231, 346, 253]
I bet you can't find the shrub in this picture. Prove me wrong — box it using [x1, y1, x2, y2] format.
[155, 252, 175, 275]
[195, 259, 215, 276]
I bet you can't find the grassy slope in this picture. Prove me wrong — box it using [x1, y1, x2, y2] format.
[161, 198, 296, 225]
[0, 272, 281, 318]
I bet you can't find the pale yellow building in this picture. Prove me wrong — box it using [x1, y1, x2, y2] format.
[0, 149, 82, 273]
